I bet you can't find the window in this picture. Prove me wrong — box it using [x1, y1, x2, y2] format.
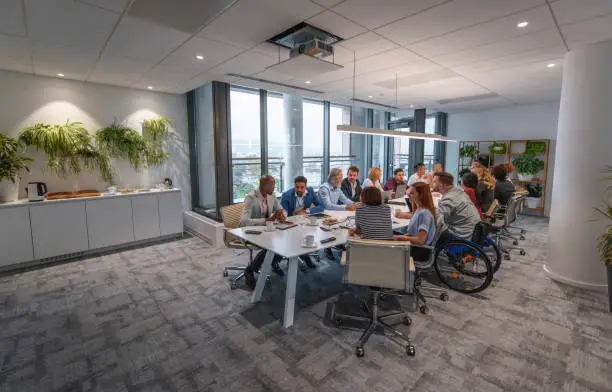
[230, 87, 261, 202]
[372, 110, 387, 180]
[329, 104, 352, 178]
[390, 111, 412, 173]
[267, 92, 285, 192]
[303, 100, 324, 187]
[424, 116, 436, 171]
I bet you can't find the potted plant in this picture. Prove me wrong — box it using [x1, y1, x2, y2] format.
[525, 141, 546, 155]
[459, 145, 478, 164]
[513, 153, 545, 181]
[525, 183, 542, 209]
[594, 165, 612, 312]
[0, 133, 32, 202]
[142, 116, 172, 166]
[488, 141, 506, 155]
[95, 123, 151, 170]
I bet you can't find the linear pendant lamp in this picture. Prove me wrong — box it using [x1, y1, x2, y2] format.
[336, 124, 457, 142]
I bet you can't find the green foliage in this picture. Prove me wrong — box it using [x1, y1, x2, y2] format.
[0, 133, 32, 183]
[95, 123, 150, 170]
[526, 182, 542, 198]
[525, 141, 546, 155]
[459, 145, 478, 160]
[488, 142, 506, 155]
[594, 165, 612, 266]
[142, 117, 172, 166]
[19, 121, 113, 183]
[513, 154, 545, 176]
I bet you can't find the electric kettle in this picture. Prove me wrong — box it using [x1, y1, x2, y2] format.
[26, 182, 47, 202]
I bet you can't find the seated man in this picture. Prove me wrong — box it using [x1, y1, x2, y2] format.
[318, 168, 358, 211]
[340, 166, 362, 203]
[383, 167, 405, 193]
[407, 163, 428, 186]
[280, 175, 323, 217]
[431, 171, 481, 244]
[240, 175, 286, 288]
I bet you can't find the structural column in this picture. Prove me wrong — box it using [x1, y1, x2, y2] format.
[282, 94, 303, 188]
[545, 40, 612, 289]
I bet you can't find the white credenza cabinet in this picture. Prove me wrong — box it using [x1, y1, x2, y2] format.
[158, 191, 183, 235]
[0, 207, 34, 266]
[131, 194, 161, 241]
[86, 197, 135, 249]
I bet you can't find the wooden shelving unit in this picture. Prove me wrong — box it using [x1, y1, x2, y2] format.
[457, 139, 550, 217]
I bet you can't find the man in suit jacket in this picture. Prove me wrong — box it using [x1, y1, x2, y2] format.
[340, 166, 362, 203]
[240, 175, 285, 287]
[280, 176, 324, 217]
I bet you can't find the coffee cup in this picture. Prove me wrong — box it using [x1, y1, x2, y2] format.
[265, 221, 275, 232]
[307, 216, 317, 225]
[304, 235, 315, 247]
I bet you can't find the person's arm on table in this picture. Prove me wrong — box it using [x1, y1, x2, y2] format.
[280, 191, 292, 217]
[394, 229, 428, 244]
[307, 191, 325, 214]
[395, 210, 412, 219]
[318, 186, 346, 211]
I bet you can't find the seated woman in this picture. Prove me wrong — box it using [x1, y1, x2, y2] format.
[394, 182, 437, 260]
[425, 163, 443, 185]
[471, 166, 494, 214]
[461, 172, 484, 219]
[362, 167, 384, 192]
[492, 164, 515, 207]
[348, 187, 393, 240]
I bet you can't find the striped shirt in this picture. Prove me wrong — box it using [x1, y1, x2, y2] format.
[355, 204, 393, 240]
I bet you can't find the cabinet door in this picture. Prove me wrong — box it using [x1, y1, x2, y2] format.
[158, 191, 183, 235]
[86, 197, 134, 249]
[131, 194, 160, 241]
[30, 201, 88, 260]
[0, 207, 34, 266]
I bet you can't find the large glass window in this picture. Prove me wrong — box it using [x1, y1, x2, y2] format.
[230, 87, 261, 202]
[424, 116, 436, 171]
[372, 110, 387, 180]
[329, 104, 352, 178]
[390, 111, 411, 173]
[267, 92, 285, 192]
[303, 100, 324, 187]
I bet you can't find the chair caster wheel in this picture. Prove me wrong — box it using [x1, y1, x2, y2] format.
[222, 270, 229, 277]
[406, 344, 416, 357]
[335, 318, 343, 327]
[504, 254, 511, 260]
[419, 305, 429, 315]
[403, 316, 412, 326]
[440, 293, 449, 302]
[520, 250, 526, 256]
[356, 346, 365, 357]
[513, 240, 519, 245]
[520, 236, 525, 240]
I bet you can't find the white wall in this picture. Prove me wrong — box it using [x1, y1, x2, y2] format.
[0, 71, 190, 209]
[446, 101, 560, 216]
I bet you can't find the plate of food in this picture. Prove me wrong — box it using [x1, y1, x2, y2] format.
[322, 217, 338, 226]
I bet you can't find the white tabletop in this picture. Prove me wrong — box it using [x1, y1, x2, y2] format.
[388, 196, 441, 208]
[228, 207, 411, 259]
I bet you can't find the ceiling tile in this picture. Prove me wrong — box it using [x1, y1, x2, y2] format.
[376, 0, 542, 46]
[308, 10, 368, 40]
[104, 16, 190, 62]
[562, 13, 612, 49]
[0, 0, 26, 37]
[408, 5, 555, 58]
[332, 0, 448, 30]
[404, 77, 490, 101]
[89, 54, 150, 86]
[198, 0, 324, 49]
[357, 60, 444, 84]
[250, 69, 296, 83]
[0, 34, 31, 73]
[338, 32, 398, 59]
[26, 0, 119, 49]
[312, 0, 345, 8]
[207, 49, 280, 77]
[140, 64, 197, 85]
[160, 36, 243, 72]
[432, 29, 565, 68]
[75, 0, 129, 13]
[355, 48, 423, 74]
[551, 0, 612, 25]
[32, 43, 99, 80]
[251, 42, 290, 61]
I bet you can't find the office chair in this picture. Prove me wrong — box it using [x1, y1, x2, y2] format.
[505, 193, 527, 238]
[221, 203, 258, 289]
[492, 195, 526, 260]
[409, 244, 449, 314]
[334, 238, 416, 358]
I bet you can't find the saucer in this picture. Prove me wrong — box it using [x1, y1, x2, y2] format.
[301, 241, 317, 248]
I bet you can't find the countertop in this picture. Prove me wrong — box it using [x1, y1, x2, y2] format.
[0, 188, 181, 209]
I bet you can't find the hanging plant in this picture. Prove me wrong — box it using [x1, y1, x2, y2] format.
[488, 142, 507, 155]
[19, 121, 113, 183]
[142, 116, 172, 166]
[525, 141, 546, 155]
[513, 154, 545, 176]
[459, 145, 478, 160]
[95, 123, 151, 170]
[0, 133, 32, 183]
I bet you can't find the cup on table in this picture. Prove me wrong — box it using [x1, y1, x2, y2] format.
[303, 234, 315, 247]
[307, 215, 317, 225]
[265, 221, 275, 232]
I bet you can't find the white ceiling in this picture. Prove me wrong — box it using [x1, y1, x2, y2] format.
[1, 0, 612, 112]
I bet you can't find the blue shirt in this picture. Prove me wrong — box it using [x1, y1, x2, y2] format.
[405, 208, 436, 245]
[318, 182, 353, 211]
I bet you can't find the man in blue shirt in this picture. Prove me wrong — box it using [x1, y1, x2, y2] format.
[318, 168, 358, 211]
[280, 176, 324, 217]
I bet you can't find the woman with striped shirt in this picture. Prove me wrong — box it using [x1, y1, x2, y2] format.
[349, 187, 393, 240]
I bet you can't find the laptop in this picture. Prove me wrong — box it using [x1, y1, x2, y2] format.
[404, 197, 414, 213]
[395, 183, 407, 199]
[382, 190, 393, 203]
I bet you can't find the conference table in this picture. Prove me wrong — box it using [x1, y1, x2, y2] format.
[228, 205, 412, 328]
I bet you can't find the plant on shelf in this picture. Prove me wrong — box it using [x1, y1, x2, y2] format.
[593, 165, 612, 312]
[19, 121, 113, 183]
[488, 141, 507, 155]
[95, 123, 151, 170]
[525, 141, 546, 155]
[477, 155, 490, 168]
[513, 153, 545, 181]
[142, 116, 172, 166]
[459, 145, 478, 161]
[525, 182, 542, 209]
[0, 133, 32, 202]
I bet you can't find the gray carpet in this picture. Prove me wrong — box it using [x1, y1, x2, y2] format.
[0, 216, 610, 392]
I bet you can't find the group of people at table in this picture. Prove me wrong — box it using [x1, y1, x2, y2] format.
[238, 162, 518, 289]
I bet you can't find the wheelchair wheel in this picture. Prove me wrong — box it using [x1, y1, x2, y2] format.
[482, 240, 502, 273]
[434, 240, 493, 294]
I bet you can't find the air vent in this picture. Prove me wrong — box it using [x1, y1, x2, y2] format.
[351, 98, 399, 110]
[437, 92, 499, 105]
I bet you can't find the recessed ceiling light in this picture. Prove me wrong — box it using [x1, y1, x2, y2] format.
[368, 95, 373, 98]
[147, 86, 153, 90]
[410, 104, 415, 108]
[547, 63, 556, 68]
[517, 20, 529, 28]
[305, 80, 311, 84]
[195, 55, 204, 60]
[57, 73, 64, 77]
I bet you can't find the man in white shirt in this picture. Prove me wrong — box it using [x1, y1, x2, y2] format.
[407, 163, 428, 186]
